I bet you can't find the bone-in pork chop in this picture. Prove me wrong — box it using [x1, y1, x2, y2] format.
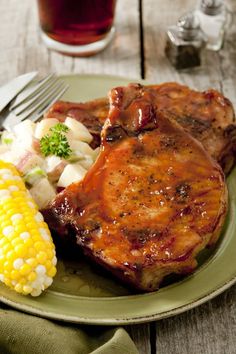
[45, 82, 236, 174]
[44, 84, 227, 292]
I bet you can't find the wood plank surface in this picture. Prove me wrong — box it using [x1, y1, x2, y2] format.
[143, 0, 222, 91]
[143, 0, 236, 104]
[143, 1, 236, 353]
[156, 285, 236, 354]
[127, 324, 151, 354]
[0, 0, 141, 85]
[218, 2, 236, 106]
[0, 1, 236, 353]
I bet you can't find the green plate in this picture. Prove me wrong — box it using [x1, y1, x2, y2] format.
[0, 74, 236, 325]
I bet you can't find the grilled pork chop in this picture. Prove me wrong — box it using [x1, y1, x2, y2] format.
[44, 84, 227, 292]
[45, 82, 236, 174]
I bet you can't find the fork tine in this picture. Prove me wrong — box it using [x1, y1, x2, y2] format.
[10, 73, 55, 110]
[29, 84, 69, 123]
[2, 83, 68, 131]
[16, 80, 66, 121]
[13, 76, 59, 115]
[2, 74, 69, 132]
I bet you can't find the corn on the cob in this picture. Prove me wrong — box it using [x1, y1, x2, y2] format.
[0, 160, 57, 296]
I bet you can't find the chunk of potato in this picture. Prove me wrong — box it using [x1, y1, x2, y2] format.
[13, 120, 36, 151]
[45, 155, 67, 183]
[34, 118, 59, 140]
[69, 140, 95, 159]
[65, 117, 93, 143]
[45, 155, 63, 173]
[57, 163, 87, 187]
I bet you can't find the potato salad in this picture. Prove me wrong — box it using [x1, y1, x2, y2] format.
[0, 118, 99, 209]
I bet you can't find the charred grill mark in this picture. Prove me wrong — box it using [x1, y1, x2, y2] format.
[178, 205, 192, 216]
[75, 221, 101, 244]
[175, 182, 191, 203]
[224, 124, 236, 148]
[176, 115, 211, 135]
[172, 201, 205, 223]
[122, 228, 161, 248]
[105, 125, 127, 143]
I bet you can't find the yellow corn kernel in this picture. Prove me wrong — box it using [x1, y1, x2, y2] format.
[23, 285, 33, 294]
[37, 252, 48, 264]
[19, 264, 31, 276]
[4, 278, 12, 287]
[19, 277, 27, 285]
[46, 249, 54, 259]
[0, 161, 57, 296]
[14, 284, 23, 293]
[11, 238, 23, 247]
[0, 238, 7, 247]
[47, 266, 57, 278]
[23, 238, 34, 248]
[44, 260, 52, 271]
[1, 221, 11, 229]
[3, 261, 11, 272]
[15, 244, 27, 258]
[6, 251, 16, 262]
[28, 248, 36, 257]
[10, 270, 21, 280]
[34, 241, 46, 251]
[26, 222, 36, 230]
[14, 225, 27, 234]
[26, 258, 38, 268]
[28, 272, 36, 282]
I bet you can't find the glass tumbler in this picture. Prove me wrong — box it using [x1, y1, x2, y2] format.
[37, 0, 117, 56]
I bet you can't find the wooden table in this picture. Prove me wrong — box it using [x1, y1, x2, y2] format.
[1, 1, 236, 353]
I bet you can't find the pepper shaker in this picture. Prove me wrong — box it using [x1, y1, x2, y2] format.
[196, 0, 228, 51]
[165, 12, 205, 70]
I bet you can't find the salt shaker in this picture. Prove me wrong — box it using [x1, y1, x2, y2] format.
[196, 0, 227, 51]
[165, 13, 205, 70]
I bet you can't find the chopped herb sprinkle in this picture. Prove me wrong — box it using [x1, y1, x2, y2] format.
[40, 123, 72, 159]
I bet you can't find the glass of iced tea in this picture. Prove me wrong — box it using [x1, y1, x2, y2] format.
[37, 0, 117, 56]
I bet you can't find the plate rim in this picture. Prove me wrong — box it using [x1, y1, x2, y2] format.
[0, 73, 235, 325]
[1, 273, 236, 325]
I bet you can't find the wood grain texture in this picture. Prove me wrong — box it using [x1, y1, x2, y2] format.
[0, 1, 236, 353]
[142, 0, 236, 98]
[218, 3, 236, 106]
[0, 0, 141, 85]
[143, 2, 236, 353]
[156, 285, 236, 354]
[126, 324, 151, 354]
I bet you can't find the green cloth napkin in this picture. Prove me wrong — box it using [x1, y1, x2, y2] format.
[0, 304, 138, 354]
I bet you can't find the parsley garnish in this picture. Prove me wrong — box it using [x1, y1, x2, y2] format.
[40, 123, 72, 159]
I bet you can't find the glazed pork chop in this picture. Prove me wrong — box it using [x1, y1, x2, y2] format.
[45, 82, 236, 174]
[44, 84, 227, 292]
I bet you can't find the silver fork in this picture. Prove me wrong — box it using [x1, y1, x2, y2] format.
[1, 74, 69, 131]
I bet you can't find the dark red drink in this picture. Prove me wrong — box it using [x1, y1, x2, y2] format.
[37, 0, 117, 49]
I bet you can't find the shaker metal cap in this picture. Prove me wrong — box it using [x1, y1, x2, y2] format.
[200, 0, 224, 16]
[177, 12, 200, 40]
